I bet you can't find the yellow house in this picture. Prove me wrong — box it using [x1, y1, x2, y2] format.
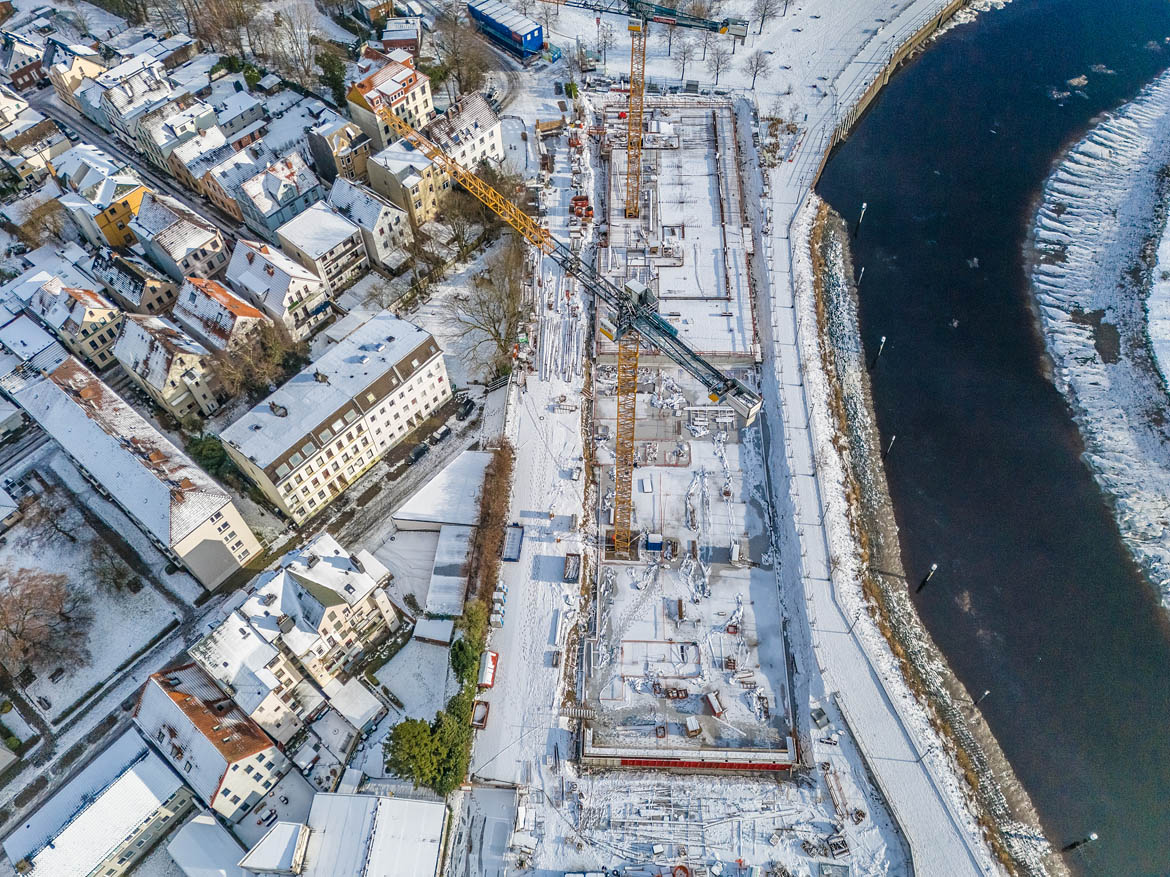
[51, 143, 151, 249]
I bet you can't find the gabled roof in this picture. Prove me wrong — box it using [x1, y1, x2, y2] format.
[189, 609, 283, 715]
[134, 663, 276, 806]
[239, 152, 320, 218]
[172, 276, 265, 351]
[130, 191, 220, 262]
[50, 142, 126, 190]
[26, 276, 115, 332]
[11, 357, 231, 546]
[113, 314, 209, 393]
[226, 237, 323, 315]
[421, 91, 499, 155]
[166, 812, 247, 877]
[328, 177, 403, 233]
[90, 247, 172, 309]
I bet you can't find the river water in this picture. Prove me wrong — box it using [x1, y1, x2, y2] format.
[815, 1, 1170, 874]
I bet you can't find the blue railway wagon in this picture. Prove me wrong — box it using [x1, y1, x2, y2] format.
[467, 0, 544, 61]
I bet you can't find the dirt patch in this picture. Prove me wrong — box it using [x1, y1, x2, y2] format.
[1068, 309, 1121, 363]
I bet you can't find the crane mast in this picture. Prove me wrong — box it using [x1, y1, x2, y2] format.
[377, 104, 760, 556]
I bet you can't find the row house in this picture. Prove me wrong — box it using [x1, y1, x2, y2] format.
[136, 96, 218, 172]
[276, 202, 369, 296]
[346, 47, 433, 151]
[90, 247, 178, 315]
[50, 142, 150, 248]
[0, 117, 68, 183]
[134, 664, 291, 823]
[327, 177, 412, 273]
[368, 140, 446, 226]
[47, 47, 106, 110]
[225, 238, 330, 342]
[172, 276, 269, 352]
[237, 151, 325, 241]
[23, 276, 123, 369]
[129, 191, 229, 281]
[96, 55, 179, 146]
[199, 142, 275, 222]
[0, 34, 43, 91]
[219, 312, 450, 524]
[166, 125, 233, 194]
[114, 314, 223, 420]
[307, 117, 370, 184]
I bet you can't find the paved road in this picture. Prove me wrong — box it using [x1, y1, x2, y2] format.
[27, 87, 246, 243]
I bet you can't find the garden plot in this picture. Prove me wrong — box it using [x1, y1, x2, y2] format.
[0, 472, 181, 724]
[374, 637, 458, 721]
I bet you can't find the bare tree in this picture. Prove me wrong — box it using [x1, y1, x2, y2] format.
[435, 14, 493, 98]
[743, 48, 769, 89]
[212, 323, 304, 398]
[16, 486, 78, 550]
[0, 566, 91, 667]
[751, 0, 782, 35]
[706, 44, 731, 85]
[272, 2, 321, 87]
[15, 199, 65, 247]
[440, 189, 482, 253]
[88, 541, 138, 595]
[674, 36, 697, 81]
[448, 235, 529, 374]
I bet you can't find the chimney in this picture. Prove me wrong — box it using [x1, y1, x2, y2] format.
[349, 554, 364, 573]
[313, 371, 329, 384]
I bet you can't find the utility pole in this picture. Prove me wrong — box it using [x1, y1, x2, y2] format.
[846, 608, 864, 634]
[882, 434, 895, 460]
[915, 562, 938, 594]
[856, 266, 865, 287]
[974, 689, 991, 707]
[1061, 833, 1099, 853]
[853, 200, 867, 237]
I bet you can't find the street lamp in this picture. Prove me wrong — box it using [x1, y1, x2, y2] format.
[915, 562, 938, 594]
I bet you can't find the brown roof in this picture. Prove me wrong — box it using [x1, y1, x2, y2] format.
[186, 276, 265, 319]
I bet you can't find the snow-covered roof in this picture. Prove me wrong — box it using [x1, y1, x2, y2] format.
[238, 821, 308, 872]
[0, 177, 59, 227]
[225, 238, 323, 315]
[133, 663, 277, 806]
[320, 678, 382, 731]
[257, 73, 281, 91]
[219, 311, 438, 469]
[114, 314, 209, 393]
[422, 91, 500, 155]
[216, 89, 261, 124]
[90, 247, 171, 309]
[238, 532, 390, 657]
[328, 177, 403, 233]
[276, 201, 360, 260]
[189, 609, 283, 715]
[240, 152, 320, 219]
[2, 729, 182, 877]
[350, 53, 424, 109]
[25, 276, 115, 333]
[393, 450, 491, 528]
[50, 142, 126, 190]
[425, 524, 472, 615]
[170, 125, 231, 175]
[11, 358, 232, 547]
[129, 191, 220, 262]
[97, 53, 173, 116]
[0, 314, 54, 360]
[468, 0, 540, 35]
[166, 812, 247, 877]
[301, 793, 447, 877]
[261, 96, 340, 161]
[413, 617, 454, 644]
[370, 139, 432, 182]
[172, 276, 266, 351]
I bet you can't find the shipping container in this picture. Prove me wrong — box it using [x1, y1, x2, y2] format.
[706, 691, 725, 717]
[502, 523, 525, 561]
[467, 0, 543, 62]
[478, 650, 498, 688]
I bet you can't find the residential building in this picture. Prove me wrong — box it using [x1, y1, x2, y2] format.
[328, 177, 411, 272]
[97, 54, 179, 146]
[214, 88, 264, 139]
[172, 276, 269, 352]
[219, 312, 450, 523]
[23, 276, 123, 368]
[276, 202, 369, 295]
[47, 47, 106, 110]
[367, 140, 447, 225]
[377, 17, 423, 55]
[10, 358, 260, 587]
[166, 812, 248, 877]
[226, 238, 330, 341]
[422, 90, 504, 171]
[136, 97, 218, 172]
[356, 0, 397, 23]
[346, 48, 433, 151]
[258, 93, 340, 167]
[0, 34, 42, 91]
[90, 247, 179, 314]
[236, 532, 400, 687]
[237, 151, 325, 240]
[201, 142, 275, 222]
[166, 125, 232, 193]
[0, 118, 68, 182]
[190, 608, 325, 745]
[129, 191, 229, 281]
[114, 315, 223, 420]
[50, 142, 149, 248]
[133, 664, 291, 822]
[307, 117, 371, 183]
[1, 730, 196, 877]
[239, 793, 447, 877]
[0, 81, 39, 141]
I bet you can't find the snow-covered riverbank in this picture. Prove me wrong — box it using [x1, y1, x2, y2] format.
[1029, 69, 1170, 610]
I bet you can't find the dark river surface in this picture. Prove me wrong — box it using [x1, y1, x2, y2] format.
[815, 1, 1170, 874]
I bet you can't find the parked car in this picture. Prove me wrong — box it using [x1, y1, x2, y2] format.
[432, 424, 451, 444]
[407, 444, 429, 465]
[456, 398, 476, 421]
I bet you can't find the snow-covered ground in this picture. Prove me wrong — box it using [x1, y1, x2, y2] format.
[374, 637, 459, 720]
[1030, 68, 1170, 609]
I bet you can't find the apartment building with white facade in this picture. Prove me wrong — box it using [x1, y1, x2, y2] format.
[226, 238, 330, 342]
[219, 312, 450, 524]
[134, 664, 291, 823]
[346, 48, 433, 151]
[276, 202, 369, 296]
[129, 191, 229, 281]
[327, 177, 411, 271]
[172, 276, 269, 352]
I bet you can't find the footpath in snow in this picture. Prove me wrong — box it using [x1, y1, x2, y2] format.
[1030, 67, 1170, 609]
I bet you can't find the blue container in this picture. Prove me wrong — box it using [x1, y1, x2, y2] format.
[467, 0, 543, 61]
